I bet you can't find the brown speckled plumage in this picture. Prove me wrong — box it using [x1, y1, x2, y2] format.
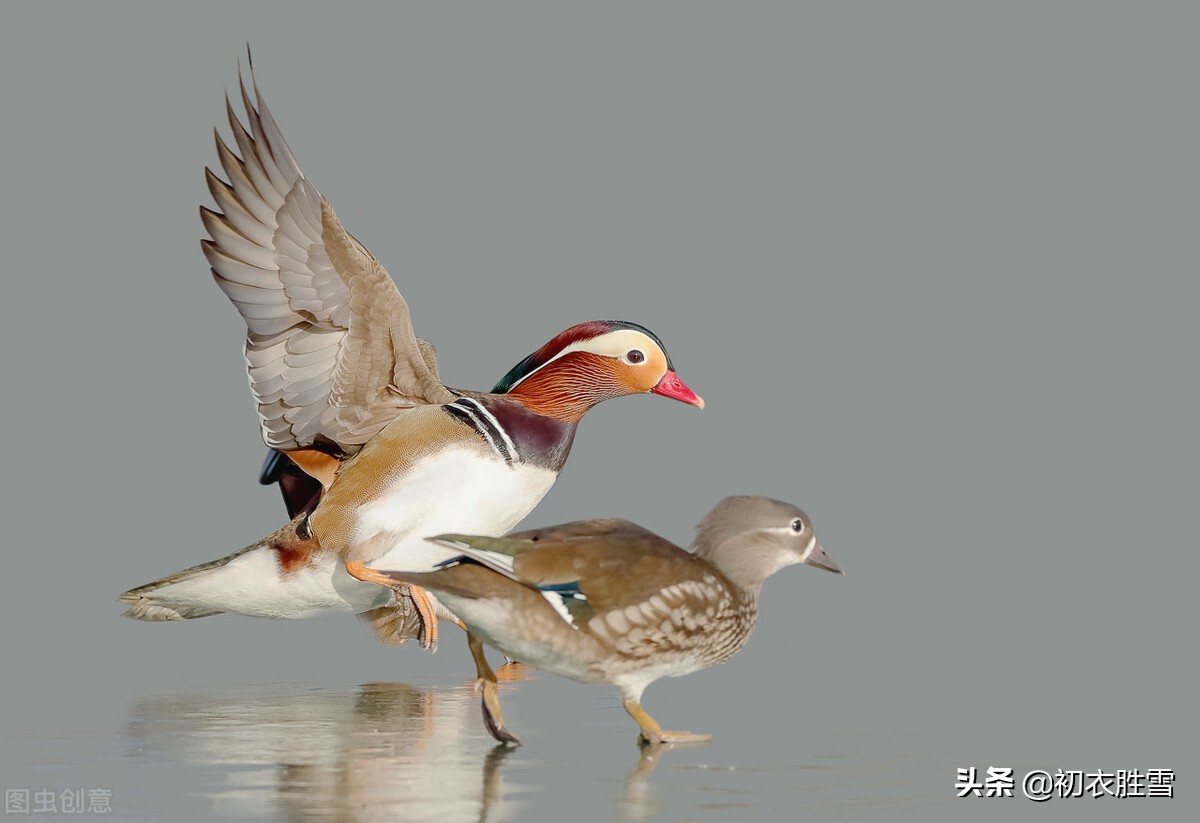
[379, 496, 842, 745]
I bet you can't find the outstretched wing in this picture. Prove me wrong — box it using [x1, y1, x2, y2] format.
[201, 62, 455, 454]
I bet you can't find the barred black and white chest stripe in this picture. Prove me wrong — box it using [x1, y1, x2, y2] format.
[444, 398, 521, 466]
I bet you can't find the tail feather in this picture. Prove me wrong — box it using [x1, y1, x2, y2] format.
[118, 597, 224, 621]
[118, 514, 307, 621]
[119, 540, 266, 620]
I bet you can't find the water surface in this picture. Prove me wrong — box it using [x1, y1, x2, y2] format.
[6, 675, 955, 821]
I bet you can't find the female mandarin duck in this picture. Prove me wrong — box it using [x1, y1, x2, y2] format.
[368, 496, 842, 745]
[119, 61, 702, 650]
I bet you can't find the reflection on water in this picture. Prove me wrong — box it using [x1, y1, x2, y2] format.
[124, 680, 699, 822]
[126, 682, 521, 822]
[619, 745, 666, 822]
[121, 681, 900, 820]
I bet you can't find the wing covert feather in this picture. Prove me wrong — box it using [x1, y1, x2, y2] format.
[498, 521, 711, 612]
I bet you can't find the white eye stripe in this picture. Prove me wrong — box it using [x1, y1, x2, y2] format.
[760, 525, 803, 536]
[504, 329, 660, 390]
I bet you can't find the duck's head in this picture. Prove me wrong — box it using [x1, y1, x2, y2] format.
[493, 320, 703, 422]
[692, 496, 842, 594]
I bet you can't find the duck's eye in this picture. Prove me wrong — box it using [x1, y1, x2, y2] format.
[790, 518, 804, 533]
[626, 349, 645, 364]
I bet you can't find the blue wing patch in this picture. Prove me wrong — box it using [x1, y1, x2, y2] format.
[535, 581, 587, 600]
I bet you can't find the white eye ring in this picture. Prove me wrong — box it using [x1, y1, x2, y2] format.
[790, 518, 804, 533]
[624, 349, 646, 365]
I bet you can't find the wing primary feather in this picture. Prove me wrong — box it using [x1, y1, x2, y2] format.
[214, 123, 274, 224]
[199, 207, 275, 270]
[225, 93, 278, 209]
[237, 66, 289, 195]
[205, 168, 273, 246]
[249, 65, 303, 181]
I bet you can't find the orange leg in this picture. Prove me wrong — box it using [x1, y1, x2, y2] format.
[346, 560, 440, 651]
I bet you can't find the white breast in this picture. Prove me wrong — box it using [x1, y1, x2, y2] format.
[351, 448, 558, 572]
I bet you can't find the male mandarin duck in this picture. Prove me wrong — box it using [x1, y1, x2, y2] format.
[368, 496, 842, 745]
[119, 61, 702, 650]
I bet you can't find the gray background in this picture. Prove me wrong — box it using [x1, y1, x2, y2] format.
[1, 2, 1195, 821]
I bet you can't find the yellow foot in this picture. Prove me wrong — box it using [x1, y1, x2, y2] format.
[647, 731, 712, 745]
[623, 699, 712, 747]
[479, 678, 521, 747]
[468, 632, 521, 746]
[345, 561, 439, 651]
